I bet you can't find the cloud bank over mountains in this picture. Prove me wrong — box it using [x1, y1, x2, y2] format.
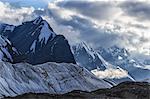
[0, 0, 149, 58]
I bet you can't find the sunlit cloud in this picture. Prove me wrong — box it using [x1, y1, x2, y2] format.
[91, 68, 129, 79]
[0, 1, 35, 25]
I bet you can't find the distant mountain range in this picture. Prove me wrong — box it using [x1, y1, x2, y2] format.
[72, 42, 150, 83]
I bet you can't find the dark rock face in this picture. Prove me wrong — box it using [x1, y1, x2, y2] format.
[0, 17, 76, 64]
[5, 82, 150, 99]
[0, 35, 18, 62]
[12, 35, 76, 65]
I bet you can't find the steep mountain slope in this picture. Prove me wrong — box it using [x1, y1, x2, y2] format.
[0, 35, 18, 62]
[0, 62, 111, 98]
[72, 42, 134, 84]
[72, 42, 107, 71]
[0, 17, 76, 64]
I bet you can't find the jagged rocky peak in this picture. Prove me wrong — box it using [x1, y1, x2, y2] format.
[73, 42, 108, 70]
[73, 42, 95, 58]
[76, 42, 92, 50]
[0, 16, 76, 65]
[32, 16, 54, 33]
[33, 16, 43, 24]
[38, 20, 56, 44]
[109, 45, 129, 56]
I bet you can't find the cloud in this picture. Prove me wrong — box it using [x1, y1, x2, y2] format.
[44, 9, 122, 48]
[120, 1, 150, 21]
[0, 1, 35, 25]
[0, 0, 49, 8]
[56, 1, 119, 21]
[127, 22, 149, 29]
[45, 2, 124, 48]
[0, 0, 149, 58]
[47, 1, 150, 56]
[42, 16, 81, 45]
[91, 68, 129, 79]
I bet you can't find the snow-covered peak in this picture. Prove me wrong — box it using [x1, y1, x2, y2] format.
[32, 17, 57, 45]
[77, 42, 93, 51]
[73, 42, 117, 70]
[33, 16, 43, 24]
[109, 46, 129, 57]
[75, 42, 95, 59]
[38, 20, 56, 44]
[0, 17, 75, 64]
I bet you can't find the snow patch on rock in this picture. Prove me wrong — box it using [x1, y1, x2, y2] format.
[38, 21, 56, 44]
[30, 40, 37, 52]
[33, 16, 42, 24]
[0, 36, 14, 62]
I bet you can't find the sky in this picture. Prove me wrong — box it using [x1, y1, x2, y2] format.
[0, 0, 149, 60]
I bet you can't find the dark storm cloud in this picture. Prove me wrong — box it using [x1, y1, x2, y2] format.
[120, 1, 150, 21]
[30, 1, 150, 50]
[56, 1, 117, 20]
[46, 9, 122, 48]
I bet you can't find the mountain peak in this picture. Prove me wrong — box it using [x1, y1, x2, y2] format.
[77, 42, 93, 51]
[109, 45, 129, 57]
[33, 16, 43, 24]
[38, 20, 56, 44]
[0, 17, 76, 65]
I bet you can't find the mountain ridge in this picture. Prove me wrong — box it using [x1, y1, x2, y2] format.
[0, 61, 111, 98]
[0, 16, 76, 65]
